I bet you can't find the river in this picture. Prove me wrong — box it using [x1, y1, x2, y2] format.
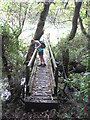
[19, 20, 72, 45]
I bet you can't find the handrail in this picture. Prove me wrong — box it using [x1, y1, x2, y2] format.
[48, 41, 57, 70]
[26, 48, 37, 96]
[47, 40, 58, 95]
[22, 48, 37, 98]
[27, 49, 37, 67]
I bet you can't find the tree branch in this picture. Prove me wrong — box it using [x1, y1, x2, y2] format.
[64, 0, 69, 9]
[73, 1, 90, 39]
[69, 2, 82, 40]
[19, 3, 22, 27]
[25, 1, 51, 63]
[2, 36, 12, 82]
[21, 3, 28, 28]
[79, 15, 90, 38]
[17, 3, 28, 38]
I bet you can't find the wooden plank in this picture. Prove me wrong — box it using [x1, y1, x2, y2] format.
[28, 49, 37, 67]
[48, 41, 57, 70]
[50, 62, 56, 94]
[28, 59, 37, 94]
[47, 51, 56, 95]
[25, 101, 59, 112]
[25, 49, 37, 96]
[47, 40, 58, 95]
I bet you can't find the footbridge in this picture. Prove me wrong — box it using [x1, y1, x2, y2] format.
[21, 40, 59, 111]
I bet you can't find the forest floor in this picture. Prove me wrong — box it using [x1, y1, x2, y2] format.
[2, 51, 88, 120]
[2, 93, 87, 120]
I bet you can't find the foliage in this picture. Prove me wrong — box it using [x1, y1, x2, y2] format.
[52, 30, 89, 118]
[53, 32, 88, 66]
[69, 72, 88, 101]
[1, 0, 90, 119]
[1, 22, 27, 77]
[52, 35, 69, 62]
[28, 2, 43, 23]
[1, 0, 28, 28]
[48, 1, 74, 24]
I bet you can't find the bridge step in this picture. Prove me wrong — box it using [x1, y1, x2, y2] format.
[25, 100, 59, 112]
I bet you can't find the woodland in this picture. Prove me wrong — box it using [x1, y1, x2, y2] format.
[0, 0, 90, 119]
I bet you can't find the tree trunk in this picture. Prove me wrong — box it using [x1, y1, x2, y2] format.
[79, 15, 90, 38]
[34, 2, 50, 40]
[17, 3, 28, 38]
[25, 44, 35, 64]
[2, 35, 12, 82]
[69, 2, 82, 40]
[25, 2, 51, 62]
[62, 48, 69, 78]
[2, 34, 22, 101]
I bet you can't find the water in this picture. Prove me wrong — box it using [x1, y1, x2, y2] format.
[21, 77, 25, 85]
[0, 79, 11, 101]
[19, 21, 71, 45]
[1, 89, 11, 101]
[0, 77, 25, 101]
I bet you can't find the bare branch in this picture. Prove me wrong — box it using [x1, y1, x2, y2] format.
[21, 3, 28, 28]
[53, 8, 59, 24]
[79, 15, 90, 38]
[17, 3, 28, 37]
[19, 2, 22, 27]
[74, 1, 90, 38]
[64, 0, 69, 9]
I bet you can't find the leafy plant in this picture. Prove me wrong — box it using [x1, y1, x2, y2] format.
[1, 22, 27, 77]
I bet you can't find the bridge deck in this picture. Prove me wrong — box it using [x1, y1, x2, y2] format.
[30, 65, 52, 102]
[24, 51, 58, 111]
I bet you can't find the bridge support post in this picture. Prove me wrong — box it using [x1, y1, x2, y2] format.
[54, 67, 58, 95]
[26, 64, 30, 96]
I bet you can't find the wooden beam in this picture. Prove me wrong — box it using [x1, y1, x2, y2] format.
[48, 41, 57, 70]
[28, 49, 37, 67]
[47, 40, 58, 95]
[25, 49, 37, 96]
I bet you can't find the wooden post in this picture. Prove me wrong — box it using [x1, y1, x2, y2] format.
[25, 49, 37, 96]
[54, 67, 58, 95]
[26, 64, 30, 96]
[22, 84, 25, 98]
[62, 48, 69, 78]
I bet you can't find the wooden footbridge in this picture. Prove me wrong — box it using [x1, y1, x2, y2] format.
[21, 40, 59, 111]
